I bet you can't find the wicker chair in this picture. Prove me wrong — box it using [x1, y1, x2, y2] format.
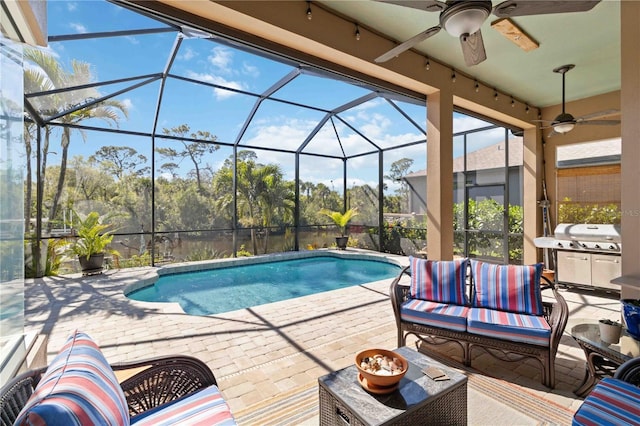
[1, 355, 219, 426]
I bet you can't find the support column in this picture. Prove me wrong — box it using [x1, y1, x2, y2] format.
[617, 0, 640, 298]
[426, 90, 454, 260]
[522, 127, 541, 265]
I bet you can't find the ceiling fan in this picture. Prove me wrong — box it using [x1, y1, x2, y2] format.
[535, 64, 620, 137]
[374, 0, 601, 66]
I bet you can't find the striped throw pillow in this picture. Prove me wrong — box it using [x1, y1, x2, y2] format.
[15, 330, 129, 426]
[471, 260, 544, 315]
[409, 257, 468, 305]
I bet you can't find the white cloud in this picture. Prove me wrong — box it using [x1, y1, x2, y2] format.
[125, 36, 140, 45]
[242, 62, 259, 78]
[70, 23, 88, 33]
[185, 71, 246, 100]
[121, 98, 134, 111]
[208, 46, 233, 71]
[178, 47, 197, 61]
[67, 2, 78, 12]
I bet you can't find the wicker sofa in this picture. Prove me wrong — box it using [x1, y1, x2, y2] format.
[389, 257, 568, 388]
[0, 331, 236, 426]
[573, 356, 640, 424]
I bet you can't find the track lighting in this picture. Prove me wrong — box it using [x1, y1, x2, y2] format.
[525, 104, 530, 114]
[425, 58, 430, 70]
[451, 70, 456, 83]
[355, 24, 360, 41]
[306, 1, 312, 20]
[511, 97, 515, 107]
[494, 89, 499, 101]
[474, 81, 479, 93]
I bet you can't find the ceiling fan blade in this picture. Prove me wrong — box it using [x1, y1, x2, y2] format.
[375, 0, 446, 13]
[547, 129, 560, 138]
[460, 30, 487, 67]
[577, 119, 621, 126]
[493, 1, 601, 18]
[575, 108, 620, 121]
[374, 26, 441, 63]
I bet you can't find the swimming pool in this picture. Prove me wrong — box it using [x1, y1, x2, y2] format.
[126, 254, 401, 316]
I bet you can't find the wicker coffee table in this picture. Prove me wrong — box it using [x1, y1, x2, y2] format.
[318, 346, 467, 426]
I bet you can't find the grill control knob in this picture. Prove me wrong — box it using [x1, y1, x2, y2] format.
[569, 242, 575, 247]
[581, 243, 587, 248]
[595, 244, 601, 249]
[557, 242, 563, 247]
[609, 245, 615, 250]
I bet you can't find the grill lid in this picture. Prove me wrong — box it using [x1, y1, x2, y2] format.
[554, 223, 621, 243]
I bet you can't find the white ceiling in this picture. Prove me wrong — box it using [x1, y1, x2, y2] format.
[316, 0, 621, 108]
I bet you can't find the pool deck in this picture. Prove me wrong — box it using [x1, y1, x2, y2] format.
[22, 249, 624, 421]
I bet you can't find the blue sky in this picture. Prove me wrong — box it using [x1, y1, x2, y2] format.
[34, 0, 506, 191]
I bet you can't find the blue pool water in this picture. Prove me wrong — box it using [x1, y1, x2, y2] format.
[127, 256, 401, 316]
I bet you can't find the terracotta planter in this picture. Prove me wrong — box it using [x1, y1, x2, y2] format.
[78, 253, 105, 276]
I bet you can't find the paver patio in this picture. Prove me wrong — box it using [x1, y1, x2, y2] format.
[22, 252, 623, 419]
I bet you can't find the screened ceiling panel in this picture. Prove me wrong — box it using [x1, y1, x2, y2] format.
[302, 119, 376, 158]
[390, 99, 427, 134]
[271, 73, 373, 112]
[338, 98, 426, 150]
[26, 78, 156, 125]
[44, 33, 175, 86]
[238, 99, 327, 150]
[157, 77, 257, 143]
[168, 37, 297, 95]
[47, 0, 172, 35]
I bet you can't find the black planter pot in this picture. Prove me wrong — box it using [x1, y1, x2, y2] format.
[335, 236, 349, 250]
[78, 253, 105, 276]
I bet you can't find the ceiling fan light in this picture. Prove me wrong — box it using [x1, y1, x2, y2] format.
[553, 122, 575, 133]
[442, 7, 490, 37]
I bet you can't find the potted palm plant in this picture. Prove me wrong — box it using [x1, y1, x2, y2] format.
[320, 207, 358, 250]
[68, 211, 119, 275]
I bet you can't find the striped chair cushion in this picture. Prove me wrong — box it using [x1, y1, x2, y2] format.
[409, 257, 469, 305]
[471, 260, 544, 315]
[467, 308, 551, 346]
[400, 299, 469, 332]
[130, 384, 236, 426]
[573, 378, 640, 426]
[15, 330, 129, 426]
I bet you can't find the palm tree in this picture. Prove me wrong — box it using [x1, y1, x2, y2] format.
[23, 48, 129, 233]
[256, 165, 295, 253]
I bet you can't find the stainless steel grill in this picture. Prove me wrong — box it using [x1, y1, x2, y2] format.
[535, 223, 622, 290]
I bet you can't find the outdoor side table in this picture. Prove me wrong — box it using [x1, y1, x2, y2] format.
[571, 322, 640, 397]
[318, 346, 467, 426]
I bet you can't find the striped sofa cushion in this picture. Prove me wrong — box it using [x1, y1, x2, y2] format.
[15, 330, 129, 426]
[471, 260, 544, 315]
[130, 384, 236, 426]
[467, 308, 551, 346]
[409, 257, 469, 305]
[573, 378, 640, 425]
[400, 299, 469, 332]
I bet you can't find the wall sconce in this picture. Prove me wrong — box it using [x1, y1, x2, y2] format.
[474, 80, 479, 93]
[355, 24, 360, 41]
[494, 89, 499, 101]
[511, 97, 515, 107]
[306, 1, 312, 20]
[525, 104, 530, 114]
[425, 58, 430, 70]
[451, 70, 456, 83]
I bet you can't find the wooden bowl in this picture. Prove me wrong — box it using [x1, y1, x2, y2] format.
[355, 349, 407, 388]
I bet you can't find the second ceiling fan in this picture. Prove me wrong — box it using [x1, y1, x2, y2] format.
[535, 64, 620, 137]
[374, 0, 601, 66]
